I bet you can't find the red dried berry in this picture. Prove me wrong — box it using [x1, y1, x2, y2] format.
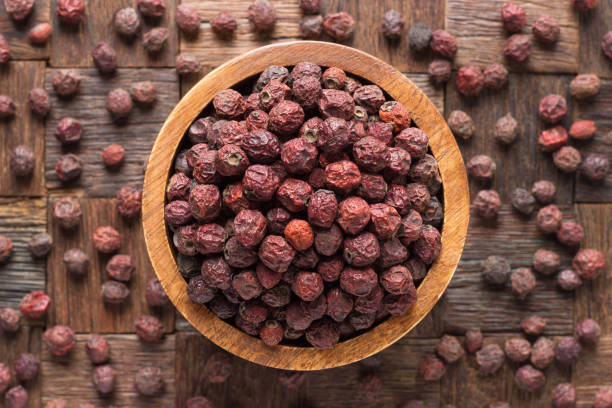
[456, 64, 485, 97]
[501, 2, 526, 32]
[430, 29, 457, 58]
[504, 34, 532, 62]
[323, 12, 355, 42]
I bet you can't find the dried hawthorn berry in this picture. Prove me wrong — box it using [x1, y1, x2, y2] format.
[325, 160, 362, 195]
[484, 63, 509, 90]
[0, 34, 9, 64]
[212, 11, 238, 38]
[0, 95, 15, 118]
[501, 2, 526, 32]
[397, 128, 429, 161]
[93, 226, 120, 253]
[143, 27, 169, 53]
[9, 145, 35, 177]
[539, 125, 568, 152]
[557, 220, 584, 247]
[116, 185, 142, 218]
[536, 205, 563, 234]
[55, 117, 83, 145]
[215, 144, 249, 176]
[56, 0, 85, 24]
[367, 204, 401, 240]
[254, 65, 289, 92]
[504, 34, 532, 62]
[515, 365, 545, 392]
[572, 0, 598, 11]
[467, 155, 496, 182]
[511, 188, 536, 215]
[382, 291, 417, 316]
[53, 197, 82, 230]
[379, 265, 414, 295]
[186, 276, 216, 304]
[224, 236, 257, 269]
[420, 354, 446, 381]
[28, 22, 52, 45]
[20, 291, 51, 319]
[476, 343, 505, 374]
[114, 7, 140, 37]
[166, 173, 191, 203]
[428, 59, 452, 86]
[522, 315, 546, 337]
[299, 0, 321, 14]
[106, 88, 133, 119]
[176, 54, 200, 76]
[510, 267, 536, 300]
[354, 284, 383, 314]
[92, 42, 117, 75]
[379, 101, 410, 132]
[353, 85, 386, 114]
[293, 76, 323, 111]
[436, 335, 465, 364]
[532, 180, 556, 203]
[278, 139, 317, 176]
[92, 364, 115, 394]
[430, 29, 457, 58]
[504, 337, 531, 363]
[533, 14, 560, 43]
[581, 153, 609, 181]
[258, 235, 296, 273]
[13, 353, 38, 381]
[573, 248, 606, 280]
[86, 335, 110, 364]
[409, 22, 432, 52]
[569, 120, 596, 140]
[323, 12, 355, 42]
[4, 0, 34, 21]
[494, 113, 519, 145]
[316, 257, 342, 283]
[304, 189, 338, 229]
[28, 88, 51, 116]
[101, 144, 125, 168]
[135, 314, 163, 342]
[63, 248, 89, 275]
[352, 136, 388, 172]
[465, 328, 483, 353]
[52, 70, 79, 97]
[357, 173, 388, 203]
[0, 308, 20, 332]
[130, 81, 156, 105]
[177, 4, 201, 35]
[343, 232, 380, 267]
[384, 184, 411, 215]
[248, 0, 276, 32]
[552, 383, 576, 408]
[259, 79, 290, 111]
[318, 89, 355, 121]
[530, 337, 554, 369]
[325, 287, 353, 322]
[165, 201, 192, 226]
[28, 232, 53, 258]
[134, 366, 164, 396]
[386, 147, 412, 176]
[44, 325, 75, 356]
[5, 386, 28, 408]
[481, 255, 510, 286]
[448, 110, 475, 140]
[555, 337, 581, 365]
[456, 64, 485, 97]
[533, 248, 560, 275]
[366, 121, 393, 145]
[381, 10, 404, 40]
[595, 387, 612, 408]
[570, 74, 600, 100]
[322, 67, 346, 90]
[291, 271, 324, 302]
[340, 266, 378, 297]
[378, 238, 408, 268]
[105, 254, 134, 282]
[268, 100, 304, 136]
[284, 220, 314, 251]
[474, 190, 501, 219]
[264, 208, 290, 236]
[259, 320, 283, 345]
[557, 268, 582, 291]
[190, 184, 221, 222]
[276, 178, 312, 212]
[576, 318, 600, 345]
[137, 0, 165, 18]
[336, 196, 371, 235]
[101, 281, 129, 304]
[539, 94, 567, 124]
[305, 317, 340, 349]
[246, 110, 269, 132]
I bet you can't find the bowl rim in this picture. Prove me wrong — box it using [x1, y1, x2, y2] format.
[142, 40, 470, 371]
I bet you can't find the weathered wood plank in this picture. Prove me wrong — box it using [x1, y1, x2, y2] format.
[574, 336, 612, 407]
[44, 68, 179, 196]
[0, 61, 46, 197]
[0, 326, 43, 408]
[49, 0, 178, 67]
[46, 197, 174, 333]
[445, 73, 575, 204]
[574, 79, 612, 203]
[577, 2, 612, 79]
[406, 73, 445, 116]
[0, 0, 51, 60]
[41, 333, 175, 406]
[442, 205, 577, 336]
[445, 0, 579, 73]
[0, 198, 46, 309]
[575, 204, 612, 336]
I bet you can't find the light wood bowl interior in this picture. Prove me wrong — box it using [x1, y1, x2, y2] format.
[142, 41, 470, 371]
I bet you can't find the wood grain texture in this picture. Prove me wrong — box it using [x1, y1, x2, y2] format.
[143, 41, 470, 370]
[574, 336, 612, 407]
[577, 2, 612, 79]
[406, 73, 445, 116]
[443, 205, 577, 335]
[41, 333, 175, 406]
[0, 326, 42, 408]
[0, 61, 46, 197]
[0, 198, 47, 309]
[446, 72, 575, 204]
[44, 68, 179, 196]
[46, 197, 174, 333]
[0, 0, 51, 60]
[445, 0, 580, 73]
[49, 0, 178, 68]
[574, 79, 612, 202]
[575, 204, 612, 336]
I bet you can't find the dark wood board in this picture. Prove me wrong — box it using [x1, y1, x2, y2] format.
[445, 0, 580, 73]
[577, 1, 612, 79]
[0, 61, 46, 197]
[574, 336, 612, 408]
[49, 0, 178, 68]
[0, 198, 47, 310]
[44, 68, 179, 197]
[0, 0, 50, 61]
[446, 72, 575, 204]
[46, 197, 174, 333]
[40, 333, 175, 406]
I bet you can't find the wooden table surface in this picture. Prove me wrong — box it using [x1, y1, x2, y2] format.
[0, 0, 610, 407]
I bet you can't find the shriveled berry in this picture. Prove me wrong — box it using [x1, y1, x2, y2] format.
[56, 0, 85, 24]
[420, 354, 446, 381]
[92, 226, 120, 253]
[557, 269, 582, 291]
[572, 248, 606, 280]
[522, 315, 546, 337]
[484, 63, 509, 90]
[258, 235, 296, 273]
[10, 145, 35, 177]
[536, 205, 563, 234]
[494, 113, 519, 145]
[20, 291, 51, 319]
[474, 190, 502, 219]
[530, 337, 554, 369]
[448, 110, 475, 140]
[570, 74, 600, 100]
[28, 88, 51, 116]
[532, 14, 560, 43]
[85, 335, 110, 364]
[504, 34, 532, 62]
[515, 365, 545, 392]
[381, 10, 404, 40]
[576, 318, 601, 345]
[430, 29, 457, 58]
[101, 281, 130, 304]
[177, 4, 201, 35]
[533, 248, 560, 275]
[555, 337, 581, 365]
[114, 7, 140, 37]
[476, 343, 505, 374]
[467, 155, 496, 182]
[248, 0, 276, 32]
[511, 188, 536, 215]
[481, 255, 510, 286]
[501, 2, 526, 32]
[569, 120, 596, 140]
[456, 64, 485, 97]
[105, 254, 134, 282]
[556, 220, 584, 247]
[323, 12, 355, 42]
[552, 383, 576, 408]
[134, 366, 164, 396]
[581, 153, 609, 181]
[532, 180, 556, 203]
[102, 144, 125, 167]
[44, 325, 75, 356]
[539, 94, 567, 124]
[465, 329, 483, 353]
[510, 267, 536, 300]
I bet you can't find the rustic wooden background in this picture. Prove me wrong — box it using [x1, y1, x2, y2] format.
[0, 0, 610, 407]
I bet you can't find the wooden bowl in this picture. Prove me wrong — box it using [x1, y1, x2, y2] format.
[143, 41, 470, 371]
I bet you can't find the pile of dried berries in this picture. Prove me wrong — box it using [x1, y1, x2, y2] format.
[165, 63, 444, 348]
